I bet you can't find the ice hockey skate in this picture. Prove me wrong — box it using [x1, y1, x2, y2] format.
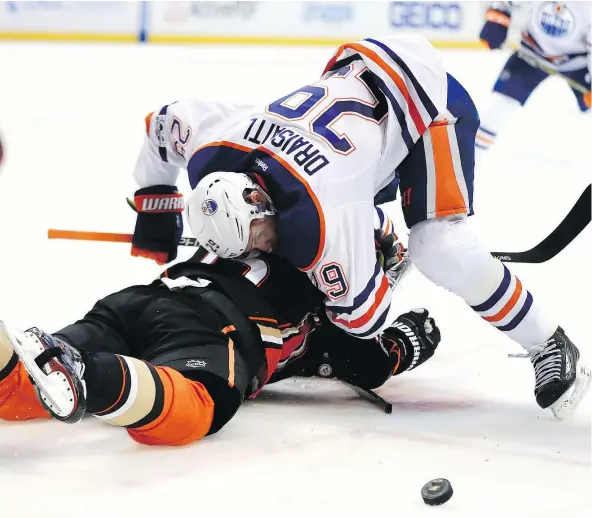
[0, 321, 87, 423]
[519, 327, 591, 419]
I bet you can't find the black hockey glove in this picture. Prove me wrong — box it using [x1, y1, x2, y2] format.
[375, 227, 405, 271]
[374, 208, 405, 276]
[375, 224, 408, 289]
[130, 185, 184, 265]
[380, 308, 441, 376]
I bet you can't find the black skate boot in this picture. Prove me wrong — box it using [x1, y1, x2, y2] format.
[528, 327, 591, 419]
[0, 321, 87, 423]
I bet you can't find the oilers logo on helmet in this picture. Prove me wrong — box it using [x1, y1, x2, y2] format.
[202, 199, 218, 216]
[188, 172, 276, 259]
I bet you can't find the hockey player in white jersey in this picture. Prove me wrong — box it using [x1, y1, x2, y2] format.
[476, 1, 591, 153]
[130, 36, 590, 419]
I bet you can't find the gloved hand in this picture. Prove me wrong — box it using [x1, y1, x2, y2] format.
[479, 8, 511, 50]
[130, 185, 184, 265]
[584, 91, 591, 109]
[374, 218, 407, 287]
[380, 308, 441, 376]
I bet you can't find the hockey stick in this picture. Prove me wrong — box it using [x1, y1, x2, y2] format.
[490, 184, 591, 263]
[345, 382, 393, 414]
[516, 50, 590, 94]
[50, 184, 591, 265]
[47, 229, 201, 247]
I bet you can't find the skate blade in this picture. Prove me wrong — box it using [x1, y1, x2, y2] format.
[551, 363, 592, 420]
[0, 321, 74, 419]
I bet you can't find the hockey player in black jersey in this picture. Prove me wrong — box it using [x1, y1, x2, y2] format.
[0, 249, 440, 446]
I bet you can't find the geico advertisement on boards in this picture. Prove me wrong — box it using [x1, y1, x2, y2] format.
[387, 1, 480, 40]
[149, 1, 481, 42]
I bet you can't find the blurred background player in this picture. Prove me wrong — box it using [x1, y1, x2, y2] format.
[476, 1, 591, 155]
[0, 250, 440, 446]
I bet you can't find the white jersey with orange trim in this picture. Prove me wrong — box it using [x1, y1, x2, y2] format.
[134, 36, 455, 338]
[134, 99, 256, 188]
[492, 1, 592, 72]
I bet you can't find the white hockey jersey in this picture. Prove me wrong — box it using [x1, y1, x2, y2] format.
[133, 36, 450, 338]
[495, 1, 592, 72]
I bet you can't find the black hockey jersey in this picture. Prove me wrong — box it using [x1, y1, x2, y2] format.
[160, 248, 325, 396]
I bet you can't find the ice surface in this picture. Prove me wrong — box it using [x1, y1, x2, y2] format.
[0, 43, 590, 518]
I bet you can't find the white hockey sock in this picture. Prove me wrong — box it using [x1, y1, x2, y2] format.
[408, 216, 557, 348]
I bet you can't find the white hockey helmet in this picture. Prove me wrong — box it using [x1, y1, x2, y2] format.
[187, 172, 276, 258]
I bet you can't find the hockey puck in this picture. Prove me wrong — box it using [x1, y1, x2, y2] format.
[421, 478, 453, 505]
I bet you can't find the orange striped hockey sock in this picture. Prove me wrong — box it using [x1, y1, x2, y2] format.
[85, 352, 215, 446]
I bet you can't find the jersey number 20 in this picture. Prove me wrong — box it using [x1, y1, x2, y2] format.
[266, 68, 388, 155]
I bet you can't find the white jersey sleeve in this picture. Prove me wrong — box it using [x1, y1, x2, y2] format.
[133, 98, 250, 189]
[306, 202, 394, 339]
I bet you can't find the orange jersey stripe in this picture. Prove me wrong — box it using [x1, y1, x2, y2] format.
[222, 325, 237, 388]
[483, 278, 523, 323]
[249, 316, 278, 324]
[331, 274, 390, 329]
[480, 39, 492, 49]
[430, 124, 465, 215]
[429, 119, 450, 127]
[145, 112, 154, 136]
[0, 361, 50, 421]
[485, 9, 510, 27]
[383, 217, 391, 238]
[227, 338, 235, 388]
[332, 42, 426, 134]
[191, 140, 254, 158]
[127, 366, 214, 447]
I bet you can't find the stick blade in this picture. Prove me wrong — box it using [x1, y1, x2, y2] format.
[492, 184, 591, 263]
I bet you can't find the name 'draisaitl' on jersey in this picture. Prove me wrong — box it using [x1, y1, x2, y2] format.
[242, 117, 330, 175]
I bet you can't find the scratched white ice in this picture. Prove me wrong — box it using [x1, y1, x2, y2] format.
[0, 43, 590, 518]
